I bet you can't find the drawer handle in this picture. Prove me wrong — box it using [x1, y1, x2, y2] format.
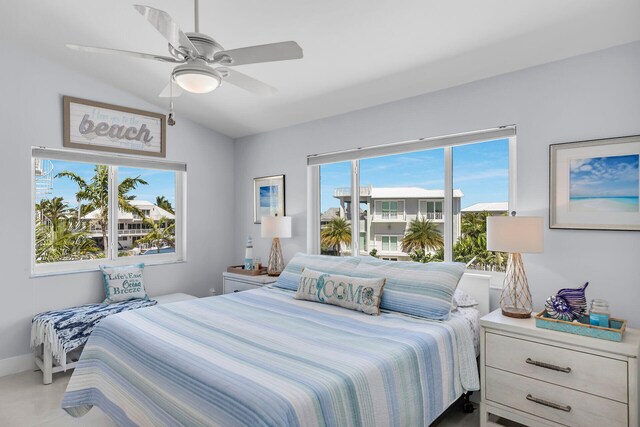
[526, 358, 571, 373]
[526, 394, 572, 412]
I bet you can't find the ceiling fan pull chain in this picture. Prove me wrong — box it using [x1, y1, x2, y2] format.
[168, 77, 176, 126]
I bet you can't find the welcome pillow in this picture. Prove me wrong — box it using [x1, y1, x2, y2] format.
[295, 268, 385, 315]
[100, 263, 148, 304]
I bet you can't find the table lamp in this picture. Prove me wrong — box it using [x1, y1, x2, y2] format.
[261, 215, 292, 276]
[486, 213, 544, 318]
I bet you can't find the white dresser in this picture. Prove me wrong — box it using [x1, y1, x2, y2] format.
[222, 271, 277, 294]
[480, 309, 640, 427]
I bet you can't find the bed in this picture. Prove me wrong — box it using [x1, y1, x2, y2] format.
[62, 273, 489, 427]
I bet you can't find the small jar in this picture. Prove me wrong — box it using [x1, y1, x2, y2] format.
[589, 299, 610, 328]
[254, 257, 261, 270]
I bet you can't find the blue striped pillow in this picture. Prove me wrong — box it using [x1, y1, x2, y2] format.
[274, 253, 361, 291]
[355, 258, 466, 320]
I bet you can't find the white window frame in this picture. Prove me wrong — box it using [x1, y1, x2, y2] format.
[307, 126, 517, 269]
[31, 147, 187, 277]
[374, 199, 405, 221]
[418, 199, 444, 221]
[379, 235, 401, 252]
[381, 200, 397, 219]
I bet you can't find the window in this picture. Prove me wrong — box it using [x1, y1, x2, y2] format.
[319, 161, 352, 257]
[361, 149, 445, 261]
[381, 201, 398, 219]
[453, 138, 510, 272]
[308, 126, 515, 270]
[117, 167, 176, 257]
[380, 235, 399, 252]
[419, 200, 443, 220]
[32, 148, 186, 275]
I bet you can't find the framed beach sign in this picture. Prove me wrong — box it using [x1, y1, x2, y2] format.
[63, 96, 166, 157]
[253, 175, 286, 224]
[550, 135, 640, 231]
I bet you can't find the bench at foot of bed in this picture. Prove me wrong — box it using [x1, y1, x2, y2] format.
[34, 293, 196, 385]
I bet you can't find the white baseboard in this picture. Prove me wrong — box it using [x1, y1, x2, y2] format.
[0, 353, 35, 377]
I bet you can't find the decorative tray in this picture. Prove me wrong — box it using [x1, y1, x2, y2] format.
[534, 310, 626, 342]
[227, 265, 268, 276]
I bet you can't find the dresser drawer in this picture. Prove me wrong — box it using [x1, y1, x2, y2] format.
[223, 280, 261, 294]
[486, 367, 628, 427]
[485, 332, 628, 403]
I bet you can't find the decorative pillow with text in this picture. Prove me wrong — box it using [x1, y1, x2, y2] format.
[295, 268, 385, 315]
[100, 263, 148, 304]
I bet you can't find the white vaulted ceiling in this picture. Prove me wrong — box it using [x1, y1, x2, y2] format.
[2, 0, 639, 138]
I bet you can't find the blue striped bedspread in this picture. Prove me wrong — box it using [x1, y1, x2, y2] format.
[62, 286, 479, 427]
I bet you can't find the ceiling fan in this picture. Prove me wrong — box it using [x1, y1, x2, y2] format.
[66, 0, 303, 97]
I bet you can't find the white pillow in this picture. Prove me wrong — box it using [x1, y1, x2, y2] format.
[295, 268, 386, 315]
[100, 263, 148, 304]
[452, 288, 478, 310]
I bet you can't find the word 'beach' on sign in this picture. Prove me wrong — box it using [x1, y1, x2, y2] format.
[79, 114, 153, 143]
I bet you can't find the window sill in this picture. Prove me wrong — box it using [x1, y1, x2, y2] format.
[31, 257, 186, 278]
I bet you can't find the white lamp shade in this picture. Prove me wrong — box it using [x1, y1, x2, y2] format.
[486, 216, 544, 253]
[261, 216, 292, 238]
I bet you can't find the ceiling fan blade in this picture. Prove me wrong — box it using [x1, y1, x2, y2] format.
[133, 5, 199, 57]
[218, 67, 277, 96]
[213, 41, 303, 66]
[158, 81, 184, 98]
[66, 44, 183, 63]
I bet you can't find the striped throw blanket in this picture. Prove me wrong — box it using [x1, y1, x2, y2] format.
[31, 298, 157, 370]
[62, 287, 479, 426]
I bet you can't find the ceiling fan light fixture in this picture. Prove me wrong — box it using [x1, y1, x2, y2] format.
[172, 61, 221, 94]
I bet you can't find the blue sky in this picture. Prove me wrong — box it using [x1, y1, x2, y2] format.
[36, 160, 175, 209]
[320, 138, 509, 212]
[570, 154, 639, 198]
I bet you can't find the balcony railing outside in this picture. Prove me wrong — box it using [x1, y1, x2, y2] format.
[420, 212, 443, 220]
[333, 185, 372, 198]
[374, 211, 406, 221]
[370, 243, 405, 254]
[87, 228, 171, 236]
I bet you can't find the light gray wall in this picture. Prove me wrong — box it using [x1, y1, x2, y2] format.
[0, 45, 236, 362]
[234, 42, 640, 326]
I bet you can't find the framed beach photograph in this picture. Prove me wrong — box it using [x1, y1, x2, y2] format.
[253, 175, 286, 224]
[550, 135, 640, 231]
[64, 96, 166, 157]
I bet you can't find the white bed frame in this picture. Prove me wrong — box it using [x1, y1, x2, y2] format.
[458, 272, 491, 317]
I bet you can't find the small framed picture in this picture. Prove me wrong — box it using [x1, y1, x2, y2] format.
[550, 135, 640, 231]
[253, 175, 286, 224]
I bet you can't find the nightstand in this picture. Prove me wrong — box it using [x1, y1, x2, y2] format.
[222, 271, 277, 294]
[480, 309, 640, 427]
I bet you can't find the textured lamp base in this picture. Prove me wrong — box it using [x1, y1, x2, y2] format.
[267, 237, 284, 276]
[501, 307, 532, 319]
[500, 253, 533, 319]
